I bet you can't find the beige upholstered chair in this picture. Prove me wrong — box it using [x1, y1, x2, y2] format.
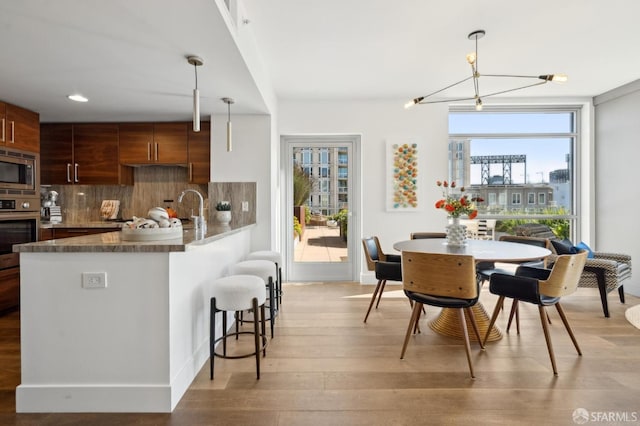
[516, 223, 632, 318]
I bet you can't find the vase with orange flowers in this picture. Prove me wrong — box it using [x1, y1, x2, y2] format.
[435, 180, 483, 246]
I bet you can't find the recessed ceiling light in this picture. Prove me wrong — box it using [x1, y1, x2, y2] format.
[67, 94, 88, 102]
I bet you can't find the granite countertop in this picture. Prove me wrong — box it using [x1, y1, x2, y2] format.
[40, 221, 128, 229]
[40, 219, 194, 229]
[16, 224, 254, 253]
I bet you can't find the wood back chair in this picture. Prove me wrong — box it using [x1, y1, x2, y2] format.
[400, 251, 483, 378]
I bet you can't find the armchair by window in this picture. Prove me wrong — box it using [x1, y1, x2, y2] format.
[515, 224, 632, 318]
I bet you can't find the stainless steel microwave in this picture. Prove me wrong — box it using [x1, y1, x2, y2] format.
[0, 148, 37, 192]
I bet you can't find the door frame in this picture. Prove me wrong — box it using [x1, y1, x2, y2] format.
[281, 134, 361, 282]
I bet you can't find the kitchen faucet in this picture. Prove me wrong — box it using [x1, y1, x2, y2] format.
[178, 189, 207, 234]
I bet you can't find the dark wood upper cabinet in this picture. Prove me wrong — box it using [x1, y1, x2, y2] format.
[188, 121, 210, 184]
[119, 122, 188, 165]
[118, 123, 154, 165]
[40, 123, 133, 185]
[40, 124, 73, 185]
[42, 120, 209, 186]
[1, 101, 40, 153]
[73, 124, 128, 185]
[154, 122, 188, 164]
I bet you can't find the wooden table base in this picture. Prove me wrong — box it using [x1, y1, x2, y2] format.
[428, 303, 502, 342]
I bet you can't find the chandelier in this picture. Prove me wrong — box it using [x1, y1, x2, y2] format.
[405, 30, 567, 111]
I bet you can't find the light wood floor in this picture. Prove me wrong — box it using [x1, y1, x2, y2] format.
[1, 282, 639, 425]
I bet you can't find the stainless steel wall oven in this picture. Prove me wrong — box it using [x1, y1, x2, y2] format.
[0, 163, 39, 312]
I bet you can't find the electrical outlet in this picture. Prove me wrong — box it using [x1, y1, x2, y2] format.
[242, 201, 249, 212]
[82, 272, 107, 289]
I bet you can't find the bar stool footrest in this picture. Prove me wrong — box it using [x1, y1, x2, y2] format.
[213, 332, 268, 359]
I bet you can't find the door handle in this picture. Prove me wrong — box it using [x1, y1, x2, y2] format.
[9, 121, 15, 143]
[189, 163, 193, 182]
[1, 119, 4, 142]
[67, 164, 72, 183]
[74, 163, 79, 183]
[155, 143, 159, 161]
[147, 143, 151, 161]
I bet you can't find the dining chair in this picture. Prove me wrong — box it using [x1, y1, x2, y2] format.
[400, 251, 484, 378]
[361, 236, 402, 322]
[477, 235, 551, 333]
[483, 250, 588, 375]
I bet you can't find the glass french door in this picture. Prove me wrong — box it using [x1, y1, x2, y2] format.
[283, 135, 360, 282]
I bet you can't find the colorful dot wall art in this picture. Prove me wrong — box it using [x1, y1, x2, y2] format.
[391, 143, 418, 209]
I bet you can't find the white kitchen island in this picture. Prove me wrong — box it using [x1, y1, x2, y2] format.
[14, 224, 254, 413]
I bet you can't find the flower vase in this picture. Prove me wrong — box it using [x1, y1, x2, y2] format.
[446, 217, 467, 246]
[215, 210, 231, 225]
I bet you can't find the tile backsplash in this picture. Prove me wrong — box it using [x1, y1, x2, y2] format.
[44, 166, 256, 228]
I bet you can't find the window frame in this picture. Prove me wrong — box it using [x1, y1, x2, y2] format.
[449, 105, 581, 240]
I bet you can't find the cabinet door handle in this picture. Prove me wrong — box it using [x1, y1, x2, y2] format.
[67, 164, 72, 183]
[9, 121, 15, 143]
[155, 143, 159, 161]
[189, 163, 193, 182]
[147, 143, 151, 161]
[74, 163, 79, 182]
[1, 118, 4, 142]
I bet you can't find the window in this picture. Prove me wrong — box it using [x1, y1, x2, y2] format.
[449, 107, 579, 239]
[538, 192, 546, 205]
[320, 149, 329, 164]
[301, 149, 312, 165]
[319, 167, 329, 178]
[512, 193, 521, 205]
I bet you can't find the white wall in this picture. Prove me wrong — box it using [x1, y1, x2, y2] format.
[594, 80, 640, 295]
[279, 100, 450, 282]
[211, 113, 273, 252]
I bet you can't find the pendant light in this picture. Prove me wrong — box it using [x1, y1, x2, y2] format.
[222, 97, 234, 152]
[187, 55, 204, 132]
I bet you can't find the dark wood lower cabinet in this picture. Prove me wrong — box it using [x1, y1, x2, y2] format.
[40, 227, 120, 240]
[0, 267, 19, 314]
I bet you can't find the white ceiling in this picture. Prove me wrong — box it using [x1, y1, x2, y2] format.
[2, 0, 639, 123]
[243, 0, 640, 102]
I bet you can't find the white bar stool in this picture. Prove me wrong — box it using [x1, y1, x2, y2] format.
[210, 274, 267, 380]
[230, 259, 277, 338]
[246, 250, 283, 307]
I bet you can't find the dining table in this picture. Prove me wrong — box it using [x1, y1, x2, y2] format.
[393, 238, 552, 342]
